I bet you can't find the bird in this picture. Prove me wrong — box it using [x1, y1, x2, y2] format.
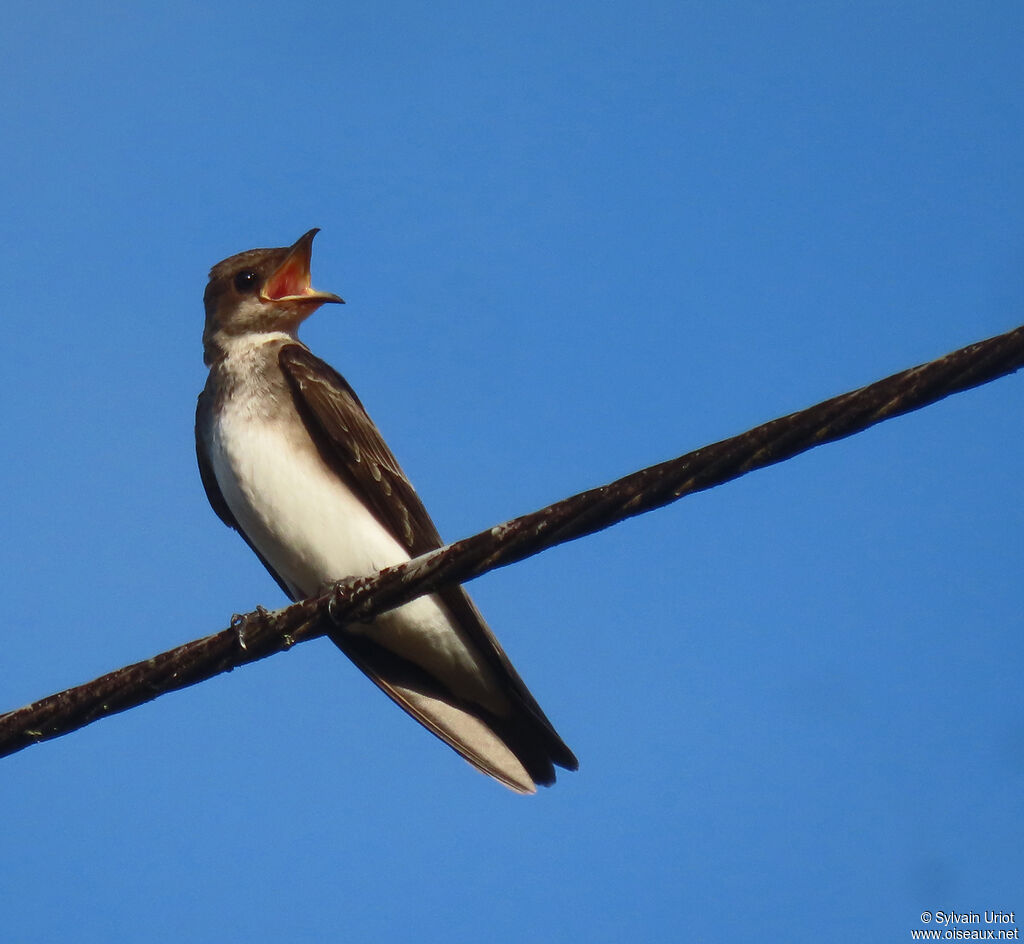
[195, 229, 577, 793]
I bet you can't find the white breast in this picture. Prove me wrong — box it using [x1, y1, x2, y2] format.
[205, 338, 501, 706]
[210, 395, 407, 599]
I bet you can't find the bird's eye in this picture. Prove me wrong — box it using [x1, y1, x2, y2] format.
[234, 270, 260, 293]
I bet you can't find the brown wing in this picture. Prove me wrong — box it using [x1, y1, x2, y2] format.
[277, 345, 441, 557]
[277, 344, 578, 776]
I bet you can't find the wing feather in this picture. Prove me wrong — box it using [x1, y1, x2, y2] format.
[277, 344, 578, 778]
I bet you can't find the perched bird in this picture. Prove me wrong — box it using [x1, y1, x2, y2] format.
[195, 229, 577, 793]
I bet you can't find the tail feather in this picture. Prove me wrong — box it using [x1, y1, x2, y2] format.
[330, 627, 577, 792]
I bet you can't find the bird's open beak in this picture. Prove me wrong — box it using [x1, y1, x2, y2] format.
[261, 228, 345, 305]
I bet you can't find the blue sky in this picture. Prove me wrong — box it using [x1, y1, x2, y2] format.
[2, 2, 1022, 941]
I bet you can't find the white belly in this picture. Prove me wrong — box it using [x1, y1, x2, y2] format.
[210, 403, 406, 597]
[208, 396, 501, 706]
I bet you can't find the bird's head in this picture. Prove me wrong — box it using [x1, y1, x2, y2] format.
[202, 228, 343, 364]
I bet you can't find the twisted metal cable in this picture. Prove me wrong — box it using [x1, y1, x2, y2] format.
[2, 323, 1021, 758]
